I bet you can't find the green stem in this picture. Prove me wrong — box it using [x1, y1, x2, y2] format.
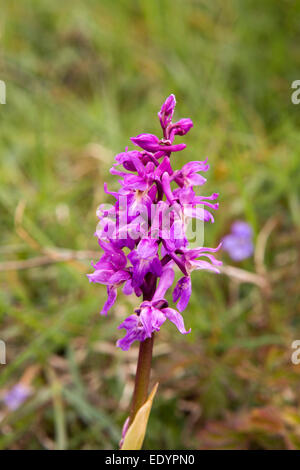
[128, 334, 154, 425]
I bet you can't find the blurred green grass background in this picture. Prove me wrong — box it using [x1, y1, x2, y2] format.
[0, 0, 300, 449]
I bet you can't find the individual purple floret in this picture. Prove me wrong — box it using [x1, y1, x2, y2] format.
[222, 221, 254, 262]
[3, 383, 31, 410]
[88, 95, 222, 350]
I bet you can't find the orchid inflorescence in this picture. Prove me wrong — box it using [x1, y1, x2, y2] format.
[88, 95, 222, 350]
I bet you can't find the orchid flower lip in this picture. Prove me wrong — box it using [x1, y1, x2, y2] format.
[88, 94, 221, 349]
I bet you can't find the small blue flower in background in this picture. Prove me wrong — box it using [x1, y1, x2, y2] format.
[222, 221, 254, 262]
[3, 383, 31, 411]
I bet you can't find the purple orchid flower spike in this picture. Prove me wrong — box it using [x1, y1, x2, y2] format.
[88, 93, 221, 345]
[87, 94, 222, 436]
